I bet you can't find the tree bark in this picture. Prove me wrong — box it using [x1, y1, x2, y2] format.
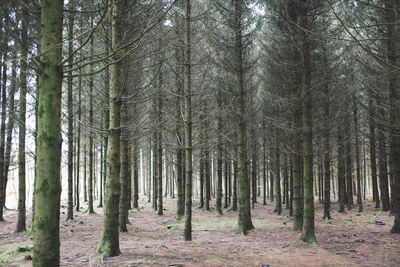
[353, 94, 363, 212]
[235, 0, 254, 235]
[183, 0, 193, 241]
[97, 0, 122, 256]
[338, 126, 346, 213]
[300, 0, 316, 243]
[33, 0, 63, 264]
[66, 0, 75, 221]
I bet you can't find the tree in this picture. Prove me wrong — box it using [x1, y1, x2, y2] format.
[66, 0, 75, 221]
[299, 0, 317, 244]
[16, 0, 29, 232]
[235, 0, 254, 235]
[183, 0, 193, 241]
[97, 0, 123, 257]
[33, 0, 64, 264]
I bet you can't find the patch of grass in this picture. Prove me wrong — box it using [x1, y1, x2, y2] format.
[0, 246, 33, 264]
[130, 259, 152, 265]
[322, 221, 334, 225]
[92, 256, 103, 262]
[365, 222, 372, 226]
[166, 225, 180, 232]
[193, 216, 236, 232]
[205, 257, 223, 264]
[345, 220, 353, 227]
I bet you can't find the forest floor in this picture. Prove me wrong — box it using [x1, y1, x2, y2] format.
[0, 197, 400, 266]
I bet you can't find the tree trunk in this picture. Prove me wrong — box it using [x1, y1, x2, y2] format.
[353, 94, 363, 212]
[157, 88, 163, 216]
[75, 54, 82, 212]
[33, 0, 63, 264]
[263, 127, 267, 205]
[16, 1, 29, 232]
[183, 0, 193, 241]
[84, 144, 88, 202]
[273, 129, 282, 215]
[216, 115, 223, 215]
[338, 126, 346, 213]
[235, 0, 254, 235]
[251, 152, 257, 208]
[119, 116, 129, 232]
[323, 52, 331, 218]
[0, 21, 8, 222]
[386, 0, 400, 233]
[97, 0, 122, 256]
[369, 98, 379, 207]
[225, 158, 229, 209]
[377, 101, 390, 211]
[284, 155, 289, 209]
[66, 0, 75, 221]
[87, 19, 95, 214]
[133, 135, 139, 209]
[345, 111, 353, 210]
[199, 151, 204, 208]
[300, 0, 316, 243]
[205, 120, 211, 211]
[233, 160, 238, 211]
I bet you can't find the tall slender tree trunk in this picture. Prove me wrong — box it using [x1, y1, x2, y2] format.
[385, 0, 400, 232]
[273, 129, 282, 215]
[300, 0, 316, 243]
[386, 0, 400, 232]
[157, 74, 163, 216]
[216, 102, 223, 215]
[17, 2, 28, 232]
[369, 98, 379, 207]
[377, 102, 390, 211]
[233, 160, 238, 211]
[84, 144, 88, 202]
[87, 22, 95, 214]
[147, 141, 151, 203]
[152, 104, 158, 211]
[102, 18, 110, 209]
[225, 158, 230, 209]
[353, 94, 363, 212]
[66, 0, 75, 221]
[205, 148, 211, 211]
[0, 18, 8, 222]
[183, 0, 193, 241]
[199, 151, 204, 208]
[345, 111, 353, 210]
[97, 0, 122, 256]
[289, 157, 294, 216]
[338, 126, 346, 212]
[263, 126, 267, 205]
[235, 0, 254, 235]
[133, 134, 139, 209]
[323, 50, 331, 219]
[284, 155, 289, 209]
[251, 152, 257, 208]
[174, 2, 185, 219]
[33, 0, 63, 264]
[119, 113, 129, 232]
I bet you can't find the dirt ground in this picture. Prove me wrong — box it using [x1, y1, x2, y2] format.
[1, 197, 400, 266]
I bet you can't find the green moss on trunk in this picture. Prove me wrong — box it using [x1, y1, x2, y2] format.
[33, 0, 64, 265]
